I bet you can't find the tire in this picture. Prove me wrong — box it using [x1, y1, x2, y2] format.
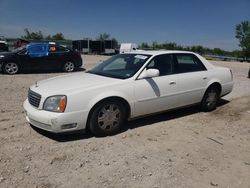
[200, 86, 220, 112]
[88, 100, 126, 137]
[3, 62, 19, 75]
[63, 62, 75, 72]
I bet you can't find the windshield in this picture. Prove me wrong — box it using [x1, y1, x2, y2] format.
[88, 54, 151, 79]
[12, 45, 26, 53]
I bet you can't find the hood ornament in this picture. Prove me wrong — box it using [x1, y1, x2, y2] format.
[35, 81, 39, 87]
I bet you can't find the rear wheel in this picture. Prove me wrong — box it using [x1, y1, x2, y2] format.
[200, 86, 220, 111]
[88, 100, 126, 137]
[63, 62, 75, 72]
[3, 62, 19, 75]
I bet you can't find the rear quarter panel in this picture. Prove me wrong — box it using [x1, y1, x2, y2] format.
[206, 66, 233, 96]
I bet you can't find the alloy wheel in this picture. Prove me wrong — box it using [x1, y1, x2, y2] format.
[97, 104, 121, 130]
[64, 62, 74, 72]
[5, 62, 19, 74]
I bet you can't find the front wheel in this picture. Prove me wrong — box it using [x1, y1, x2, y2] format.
[200, 87, 220, 112]
[88, 100, 126, 137]
[63, 62, 75, 72]
[3, 62, 19, 75]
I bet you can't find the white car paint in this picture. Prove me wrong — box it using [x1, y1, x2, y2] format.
[23, 51, 233, 133]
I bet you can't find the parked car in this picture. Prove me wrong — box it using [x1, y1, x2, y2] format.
[23, 51, 233, 136]
[0, 43, 82, 74]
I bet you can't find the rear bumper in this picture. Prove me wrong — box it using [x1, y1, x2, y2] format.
[23, 99, 88, 133]
[75, 59, 83, 67]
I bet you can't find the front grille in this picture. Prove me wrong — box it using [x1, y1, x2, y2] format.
[28, 89, 41, 108]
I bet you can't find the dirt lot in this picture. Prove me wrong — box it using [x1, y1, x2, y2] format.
[0, 55, 250, 188]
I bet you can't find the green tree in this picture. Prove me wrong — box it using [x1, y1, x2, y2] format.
[235, 21, 250, 58]
[45, 35, 52, 40]
[140, 42, 150, 49]
[97, 33, 110, 41]
[22, 28, 43, 40]
[51, 33, 65, 40]
[111, 38, 118, 48]
[152, 41, 158, 49]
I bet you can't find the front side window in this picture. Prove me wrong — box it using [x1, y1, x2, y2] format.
[146, 54, 174, 76]
[88, 54, 151, 79]
[174, 54, 206, 73]
[27, 44, 49, 57]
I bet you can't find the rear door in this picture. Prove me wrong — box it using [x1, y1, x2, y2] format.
[170, 53, 209, 105]
[48, 45, 70, 69]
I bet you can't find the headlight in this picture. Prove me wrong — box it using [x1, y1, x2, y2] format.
[0, 55, 4, 59]
[43, 95, 67, 112]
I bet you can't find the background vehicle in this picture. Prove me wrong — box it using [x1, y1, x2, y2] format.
[0, 43, 82, 74]
[120, 43, 138, 53]
[23, 51, 233, 136]
[0, 36, 9, 52]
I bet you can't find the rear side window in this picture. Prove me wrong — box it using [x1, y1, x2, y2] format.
[49, 45, 68, 52]
[174, 54, 206, 73]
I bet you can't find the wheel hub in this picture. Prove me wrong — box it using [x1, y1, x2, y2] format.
[206, 91, 217, 106]
[97, 104, 121, 130]
[5, 63, 18, 74]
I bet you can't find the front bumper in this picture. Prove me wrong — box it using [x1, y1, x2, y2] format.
[23, 99, 89, 133]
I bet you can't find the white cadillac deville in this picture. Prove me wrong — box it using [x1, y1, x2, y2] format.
[23, 51, 233, 136]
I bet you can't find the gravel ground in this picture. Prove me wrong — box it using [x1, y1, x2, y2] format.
[0, 55, 250, 188]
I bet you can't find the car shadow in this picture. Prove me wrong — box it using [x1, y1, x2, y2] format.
[31, 99, 229, 142]
[122, 99, 229, 132]
[30, 125, 93, 141]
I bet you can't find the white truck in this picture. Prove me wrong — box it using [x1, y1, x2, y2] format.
[120, 43, 138, 53]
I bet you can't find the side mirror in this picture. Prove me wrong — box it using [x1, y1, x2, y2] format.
[138, 68, 160, 79]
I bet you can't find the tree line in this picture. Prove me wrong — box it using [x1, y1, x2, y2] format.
[21, 20, 250, 59]
[21, 28, 65, 40]
[139, 42, 242, 58]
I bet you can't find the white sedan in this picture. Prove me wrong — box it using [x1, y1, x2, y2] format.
[23, 51, 233, 136]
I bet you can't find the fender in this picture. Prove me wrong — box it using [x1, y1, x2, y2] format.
[87, 90, 134, 116]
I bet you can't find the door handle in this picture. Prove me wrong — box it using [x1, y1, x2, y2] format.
[169, 81, 176, 85]
[203, 76, 207, 80]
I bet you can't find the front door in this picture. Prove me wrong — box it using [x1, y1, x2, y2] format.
[26, 44, 50, 70]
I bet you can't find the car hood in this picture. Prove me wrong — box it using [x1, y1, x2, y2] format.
[0, 52, 13, 56]
[0, 51, 14, 57]
[30, 72, 122, 97]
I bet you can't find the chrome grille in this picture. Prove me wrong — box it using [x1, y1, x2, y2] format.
[28, 89, 41, 108]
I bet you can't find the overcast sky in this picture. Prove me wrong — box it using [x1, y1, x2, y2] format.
[0, 0, 249, 51]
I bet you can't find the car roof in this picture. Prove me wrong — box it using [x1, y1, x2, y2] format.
[125, 50, 197, 56]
